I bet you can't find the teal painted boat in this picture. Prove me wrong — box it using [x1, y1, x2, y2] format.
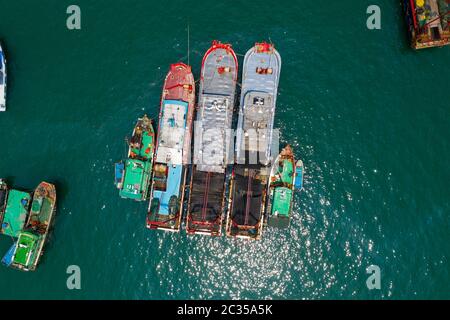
[9, 182, 57, 272]
[115, 115, 155, 201]
[266, 145, 296, 228]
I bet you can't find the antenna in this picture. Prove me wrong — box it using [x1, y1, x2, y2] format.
[187, 20, 190, 66]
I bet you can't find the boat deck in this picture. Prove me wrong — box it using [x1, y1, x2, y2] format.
[0, 190, 31, 238]
[13, 232, 39, 267]
[193, 41, 237, 173]
[149, 99, 187, 220]
[193, 97, 233, 173]
[155, 100, 187, 165]
[271, 187, 292, 215]
[236, 43, 281, 166]
[161, 63, 195, 165]
[186, 169, 225, 235]
[147, 163, 186, 231]
[119, 159, 151, 200]
[226, 165, 268, 239]
[131, 131, 153, 160]
[236, 92, 275, 165]
[151, 164, 183, 215]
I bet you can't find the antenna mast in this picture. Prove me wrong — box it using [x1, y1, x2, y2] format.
[187, 21, 190, 66]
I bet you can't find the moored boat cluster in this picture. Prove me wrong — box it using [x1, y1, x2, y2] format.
[115, 41, 305, 240]
[0, 180, 57, 271]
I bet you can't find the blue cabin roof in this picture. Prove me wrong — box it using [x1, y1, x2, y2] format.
[152, 164, 182, 215]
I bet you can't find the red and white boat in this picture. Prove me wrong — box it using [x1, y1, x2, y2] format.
[147, 63, 195, 232]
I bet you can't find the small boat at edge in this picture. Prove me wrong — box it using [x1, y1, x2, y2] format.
[266, 145, 299, 228]
[115, 115, 155, 202]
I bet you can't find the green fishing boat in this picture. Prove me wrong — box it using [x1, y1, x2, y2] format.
[115, 115, 155, 201]
[266, 145, 298, 228]
[9, 182, 56, 271]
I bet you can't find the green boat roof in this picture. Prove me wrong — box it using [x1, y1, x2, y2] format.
[280, 159, 294, 183]
[119, 159, 151, 200]
[131, 130, 154, 160]
[271, 187, 293, 217]
[13, 232, 39, 267]
[1, 189, 31, 237]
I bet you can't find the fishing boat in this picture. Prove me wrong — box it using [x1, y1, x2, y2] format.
[295, 160, 304, 190]
[0, 188, 32, 238]
[115, 115, 155, 201]
[186, 41, 238, 236]
[8, 182, 56, 271]
[403, 0, 450, 49]
[147, 63, 195, 232]
[266, 145, 300, 228]
[1, 242, 16, 267]
[0, 42, 6, 112]
[226, 42, 281, 240]
[0, 179, 8, 222]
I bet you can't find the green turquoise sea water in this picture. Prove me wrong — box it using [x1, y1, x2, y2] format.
[0, 0, 449, 299]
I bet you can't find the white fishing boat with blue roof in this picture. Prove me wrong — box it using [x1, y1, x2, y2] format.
[227, 42, 281, 240]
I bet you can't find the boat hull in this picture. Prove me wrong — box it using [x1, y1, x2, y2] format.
[294, 160, 304, 190]
[147, 63, 195, 232]
[266, 146, 295, 228]
[117, 115, 155, 202]
[10, 182, 56, 272]
[187, 41, 238, 236]
[227, 42, 281, 240]
[235, 42, 281, 166]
